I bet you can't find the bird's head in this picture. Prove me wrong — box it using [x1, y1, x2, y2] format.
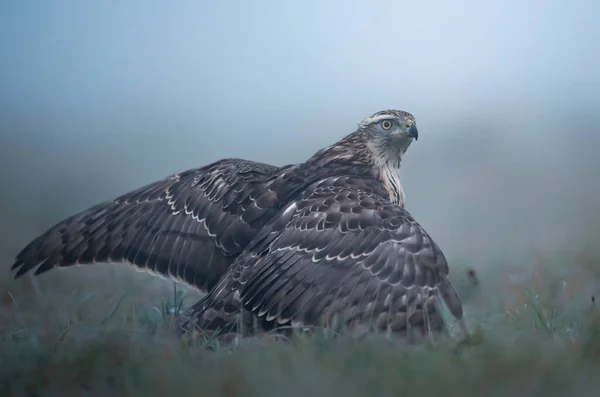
[303, 108, 418, 205]
[306, 108, 419, 175]
[357, 109, 418, 166]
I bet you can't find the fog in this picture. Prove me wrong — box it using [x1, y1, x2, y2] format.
[1, 1, 599, 287]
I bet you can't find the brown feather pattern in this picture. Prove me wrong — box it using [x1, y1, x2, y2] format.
[184, 174, 461, 338]
[11, 158, 280, 292]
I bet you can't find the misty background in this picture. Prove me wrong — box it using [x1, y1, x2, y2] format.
[1, 1, 599, 295]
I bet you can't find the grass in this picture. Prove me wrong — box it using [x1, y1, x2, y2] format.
[1, 247, 599, 397]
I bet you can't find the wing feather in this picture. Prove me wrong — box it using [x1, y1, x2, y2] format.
[10, 158, 279, 292]
[235, 176, 462, 334]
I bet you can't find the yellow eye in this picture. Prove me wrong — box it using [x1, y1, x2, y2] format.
[381, 120, 393, 130]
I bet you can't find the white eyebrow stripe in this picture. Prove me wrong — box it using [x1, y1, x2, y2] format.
[359, 111, 414, 128]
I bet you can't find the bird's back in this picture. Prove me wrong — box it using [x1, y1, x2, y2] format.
[184, 171, 465, 340]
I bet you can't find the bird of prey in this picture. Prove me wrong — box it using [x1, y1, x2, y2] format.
[10, 109, 467, 342]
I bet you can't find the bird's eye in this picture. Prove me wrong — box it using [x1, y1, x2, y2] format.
[381, 120, 393, 130]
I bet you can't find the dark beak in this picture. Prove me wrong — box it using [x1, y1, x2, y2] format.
[408, 123, 418, 141]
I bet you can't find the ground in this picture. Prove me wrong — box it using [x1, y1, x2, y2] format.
[1, 245, 599, 397]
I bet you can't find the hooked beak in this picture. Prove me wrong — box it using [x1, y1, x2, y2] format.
[407, 122, 418, 141]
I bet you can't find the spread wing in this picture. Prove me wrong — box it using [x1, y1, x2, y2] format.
[10, 158, 281, 292]
[233, 176, 464, 334]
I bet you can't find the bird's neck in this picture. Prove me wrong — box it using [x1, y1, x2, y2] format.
[299, 133, 407, 206]
[377, 160, 405, 207]
[364, 136, 408, 207]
